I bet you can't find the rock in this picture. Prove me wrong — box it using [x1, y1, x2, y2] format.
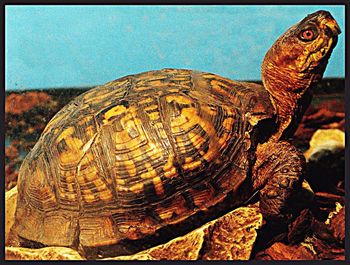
[256, 201, 345, 260]
[5, 145, 19, 160]
[5, 186, 18, 245]
[105, 205, 263, 260]
[294, 104, 344, 148]
[5, 247, 84, 260]
[303, 204, 345, 260]
[5, 92, 53, 115]
[290, 180, 315, 211]
[303, 236, 344, 260]
[255, 242, 316, 260]
[287, 209, 313, 245]
[304, 129, 345, 193]
[304, 129, 345, 161]
[255, 202, 345, 261]
[105, 253, 154, 260]
[327, 203, 344, 245]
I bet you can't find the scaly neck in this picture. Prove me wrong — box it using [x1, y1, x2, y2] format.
[262, 60, 315, 141]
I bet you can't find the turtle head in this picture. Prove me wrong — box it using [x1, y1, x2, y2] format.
[262, 10, 340, 95]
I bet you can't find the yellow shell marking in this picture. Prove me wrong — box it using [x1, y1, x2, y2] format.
[121, 159, 137, 177]
[163, 154, 174, 171]
[138, 98, 154, 104]
[57, 126, 75, 142]
[218, 117, 234, 147]
[115, 178, 126, 186]
[133, 86, 153, 92]
[155, 196, 187, 222]
[129, 182, 144, 193]
[153, 176, 165, 197]
[144, 105, 158, 112]
[140, 163, 158, 179]
[155, 123, 168, 139]
[164, 167, 177, 178]
[188, 131, 206, 149]
[98, 189, 113, 202]
[180, 107, 221, 163]
[81, 188, 96, 203]
[201, 105, 218, 116]
[222, 117, 234, 131]
[166, 94, 193, 105]
[59, 138, 84, 165]
[185, 157, 193, 163]
[163, 155, 177, 178]
[147, 111, 160, 121]
[76, 152, 113, 203]
[93, 178, 113, 202]
[66, 183, 75, 193]
[182, 160, 202, 171]
[64, 193, 77, 201]
[103, 105, 127, 124]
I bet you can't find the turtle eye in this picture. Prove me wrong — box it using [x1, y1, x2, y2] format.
[299, 28, 317, 41]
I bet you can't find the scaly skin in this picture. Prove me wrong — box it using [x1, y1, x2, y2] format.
[254, 10, 340, 220]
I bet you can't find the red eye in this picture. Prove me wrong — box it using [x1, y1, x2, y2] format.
[301, 29, 315, 40]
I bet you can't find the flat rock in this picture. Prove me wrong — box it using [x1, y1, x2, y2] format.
[5, 91, 53, 115]
[304, 129, 345, 161]
[255, 242, 316, 260]
[304, 129, 345, 193]
[326, 203, 345, 244]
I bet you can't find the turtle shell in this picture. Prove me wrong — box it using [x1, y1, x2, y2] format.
[14, 69, 275, 251]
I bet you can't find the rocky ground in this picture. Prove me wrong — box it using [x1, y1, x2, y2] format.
[5, 80, 345, 260]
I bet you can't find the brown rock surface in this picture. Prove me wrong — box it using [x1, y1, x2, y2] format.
[294, 103, 345, 147]
[304, 129, 345, 161]
[255, 242, 316, 260]
[327, 204, 345, 244]
[303, 129, 345, 196]
[5, 92, 53, 115]
[254, 203, 345, 260]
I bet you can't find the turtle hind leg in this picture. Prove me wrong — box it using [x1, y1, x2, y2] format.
[253, 141, 306, 221]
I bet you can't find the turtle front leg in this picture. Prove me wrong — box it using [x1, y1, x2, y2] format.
[252, 141, 306, 221]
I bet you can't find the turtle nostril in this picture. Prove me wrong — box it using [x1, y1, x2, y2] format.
[325, 25, 333, 36]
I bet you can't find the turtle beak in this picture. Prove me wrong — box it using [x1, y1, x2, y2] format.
[324, 18, 341, 36]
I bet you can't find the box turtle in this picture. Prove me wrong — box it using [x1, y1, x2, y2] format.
[12, 10, 340, 258]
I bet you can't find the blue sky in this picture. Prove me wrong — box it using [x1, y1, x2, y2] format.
[5, 5, 345, 90]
